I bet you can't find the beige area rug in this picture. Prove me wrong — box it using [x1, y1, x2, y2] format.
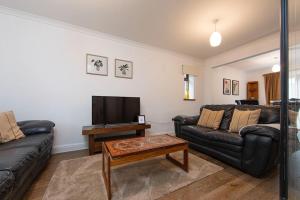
[43, 153, 223, 200]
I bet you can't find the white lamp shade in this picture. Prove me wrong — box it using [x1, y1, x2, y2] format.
[210, 31, 222, 47]
[272, 64, 280, 72]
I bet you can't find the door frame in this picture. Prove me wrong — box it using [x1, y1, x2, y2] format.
[280, 0, 289, 199]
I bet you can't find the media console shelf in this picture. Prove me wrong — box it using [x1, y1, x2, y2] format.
[82, 123, 151, 155]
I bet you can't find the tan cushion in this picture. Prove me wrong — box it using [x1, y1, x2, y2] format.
[289, 110, 298, 127]
[229, 109, 261, 133]
[0, 111, 25, 143]
[197, 108, 224, 130]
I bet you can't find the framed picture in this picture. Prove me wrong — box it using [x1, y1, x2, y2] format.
[138, 115, 145, 124]
[86, 54, 108, 76]
[232, 80, 239, 96]
[115, 59, 133, 79]
[223, 78, 231, 95]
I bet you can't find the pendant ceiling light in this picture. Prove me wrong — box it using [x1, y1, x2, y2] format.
[209, 19, 222, 47]
[272, 64, 280, 72]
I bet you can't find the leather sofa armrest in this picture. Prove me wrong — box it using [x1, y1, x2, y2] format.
[173, 115, 199, 138]
[240, 124, 280, 177]
[239, 125, 280, 141]
[17, 120, 55, 136]
[172, 115, 199, 125]
[0, 169, 15, 199]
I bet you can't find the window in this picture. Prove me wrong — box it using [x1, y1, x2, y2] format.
[289, 69, 300, 99]
[184, 74, 195, 100]
[182, 65, 198, 100]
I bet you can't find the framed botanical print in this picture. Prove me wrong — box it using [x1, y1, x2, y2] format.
[223, 78, 231, 95]
[115, 59, 133, 79]
[232, 80, 239, 95]
[86, 54, 108, 76]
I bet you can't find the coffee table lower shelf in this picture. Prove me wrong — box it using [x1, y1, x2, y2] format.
[102, 138, 188, 200]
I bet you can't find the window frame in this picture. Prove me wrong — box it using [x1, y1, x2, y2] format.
[184, 74, 196, 101]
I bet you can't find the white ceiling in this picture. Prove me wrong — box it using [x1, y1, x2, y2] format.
[0, 0, 284, 58]
[228, 50, 280, 72]
[227, 42, 300, 72]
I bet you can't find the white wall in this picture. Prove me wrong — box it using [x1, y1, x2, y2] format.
[204, 33, 280, 68]
[203, 66, 247, 104]
[202, 30, 283, 105]
[0, 9, 204, 153]
[246, 67, 273, 105]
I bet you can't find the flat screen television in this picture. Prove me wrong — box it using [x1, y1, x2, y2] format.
[92, 96, 140, 125]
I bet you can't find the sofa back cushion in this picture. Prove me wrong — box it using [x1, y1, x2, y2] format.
[229, 109, 261, 133]
[235, 105, 280, 124]
[0, 111, 25, 143]
[200, 105, 235, 130]
[197, 108, 224, 130]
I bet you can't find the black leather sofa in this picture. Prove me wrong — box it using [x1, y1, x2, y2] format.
[235, 99, 259, 105]
[0, 120, 55, 200]
[173, 105, 280, 177]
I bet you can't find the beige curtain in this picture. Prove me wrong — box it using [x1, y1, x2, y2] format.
[263, 72, 280, 105]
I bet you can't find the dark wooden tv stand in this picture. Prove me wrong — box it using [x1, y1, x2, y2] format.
[82, 123, 151, 155]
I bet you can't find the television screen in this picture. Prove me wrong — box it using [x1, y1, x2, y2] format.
[92, 96, 140, 125]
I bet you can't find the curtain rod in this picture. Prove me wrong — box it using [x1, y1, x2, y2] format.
[210, 48, 280, 69]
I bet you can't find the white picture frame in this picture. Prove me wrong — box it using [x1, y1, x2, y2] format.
[223, 78, 231, 95]
[138, 115, 145, 124]
[86, 54, 108, 76]
[115, 59, 133, 79]
[232, 80, 239, 96]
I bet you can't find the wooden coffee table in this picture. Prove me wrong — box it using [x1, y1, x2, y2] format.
[102, 134, 189, 200]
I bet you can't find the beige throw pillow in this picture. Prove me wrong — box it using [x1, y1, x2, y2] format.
[229, 109, 261, 133]
[197, 108, 224, 130]
[289, 110, 298, 127]
[0, 111, 25, 143]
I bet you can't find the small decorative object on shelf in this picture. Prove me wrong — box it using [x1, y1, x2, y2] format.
[115, 59, 133, 79]
[138, 115, 146, 124]
[86, 54, 108, 76]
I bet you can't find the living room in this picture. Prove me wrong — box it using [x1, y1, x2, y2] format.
[0, 0, 299, 200]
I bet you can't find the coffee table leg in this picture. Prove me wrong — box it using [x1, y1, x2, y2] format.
[102, 144, 112, 200]
[183, 149, 189, 172]
[107, 157, 111, 200]
[136, 129, 145, 137]
[88, 135, 95, 155]
[102, 145, 106, 195]
[166, 148, 189, 172]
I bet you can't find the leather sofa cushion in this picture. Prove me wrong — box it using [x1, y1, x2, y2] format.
[229, 109, 261, 133]
[200, 105, 235, 130]
[188, 142, 242, 168]
[198, 108, 224, 129]
[181, 126, 243, 146]
[235, 105, 280, 124]
[0, 134, 53, 153]
[181, 130, 243, 153]
[182, 126, 214, 135]
[0, 147, 39, 181]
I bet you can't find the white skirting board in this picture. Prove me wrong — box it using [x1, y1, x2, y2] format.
[52, 143, 88, 154]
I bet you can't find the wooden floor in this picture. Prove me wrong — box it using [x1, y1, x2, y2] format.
[24, 149, 279, 200]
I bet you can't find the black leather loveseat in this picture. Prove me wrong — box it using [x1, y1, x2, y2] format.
[0, 120, 55, 200]
[173, 105, 280, 177]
